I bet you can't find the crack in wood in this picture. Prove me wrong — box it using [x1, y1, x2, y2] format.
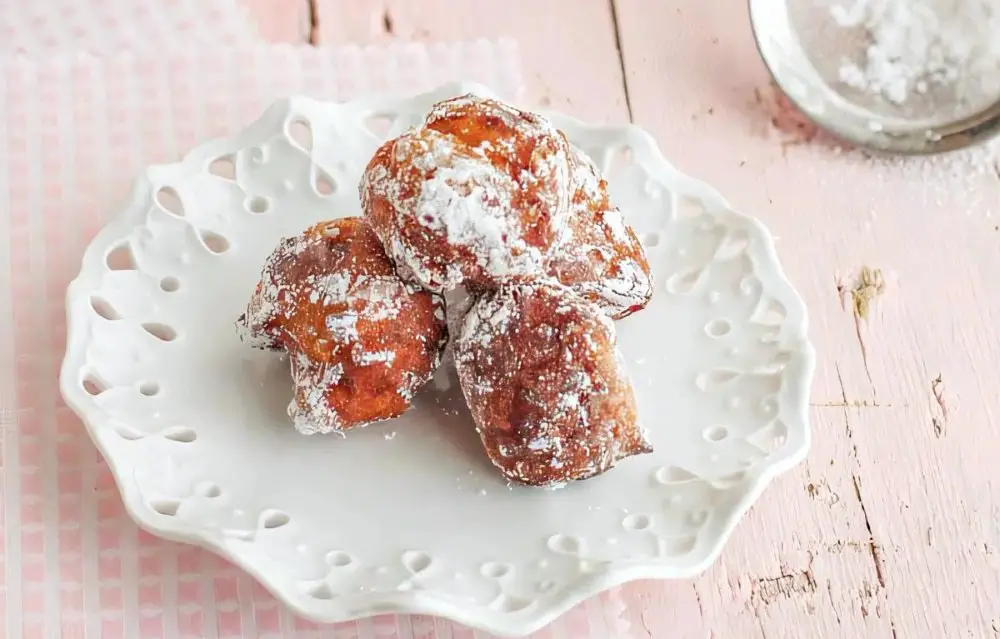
[693, 583, 706, 619]
[825, 538, 879, 554]
[932, 372, 949, 408]
[835, 363, 857, 444]
[846, 266, 884, 400]
[638, 610, 653, 638]
[850, 474, 886, 589]
[747, 555, 820, 637]
[929, 374, 949, 437]
[607, 0, 634, 121]
[835, 363, 847, 404]
[811, 400, 888, 408]
[931, 375, 947, 413]
[306, 0, 319, 44]
[753, 569, 818, 605]
[756, 615, 769, 639]
[859, 579, 890, 620]
[749, 553, 818, 615]
[852, 311, 877, 400]
[835, 359, 898, 631]
[825, 580, 842, 625]
[835, 273, 847, 311]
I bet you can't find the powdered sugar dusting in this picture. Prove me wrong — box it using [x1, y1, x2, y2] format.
[824, 0, 1000, 113]
[426, 94, 565, 140]
[455, 280, 652, 488]
[290, 353, 345, 436]
[417, 136, 540, 277]
[547, 145, 653, 319]
[361, 94, 573, 293]
[458, 286, 515, 352]
[237, 219, 448, 435]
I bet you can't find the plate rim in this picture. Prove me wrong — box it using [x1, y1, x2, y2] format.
[58, 81, 817, 637]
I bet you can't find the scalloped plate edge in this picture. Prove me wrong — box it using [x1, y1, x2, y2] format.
[58, 81, 816, 637]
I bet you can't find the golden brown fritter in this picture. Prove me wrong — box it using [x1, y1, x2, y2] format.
[360, 94, 573, 293]
[237, 218, 448, 433]
[455, 279, 652, 488]
[547, 145, 653, 319]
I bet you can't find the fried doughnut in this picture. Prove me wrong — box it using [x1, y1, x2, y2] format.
[455, 279, 652, 487]
[360, 94, 572, 293]
[547, 146, 653, 319]
[236, 218, 448, 434]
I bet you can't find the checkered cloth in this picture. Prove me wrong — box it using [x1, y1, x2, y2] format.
[0, 0, 255, 54]
[0, 35, 634, 638]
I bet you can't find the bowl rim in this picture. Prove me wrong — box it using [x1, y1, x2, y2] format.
[746, 0, 1000, 156]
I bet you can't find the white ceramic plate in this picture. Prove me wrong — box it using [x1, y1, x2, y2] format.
[60, 82, 815, 637]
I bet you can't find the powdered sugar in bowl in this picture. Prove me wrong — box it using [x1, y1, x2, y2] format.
[749, 0, 1000, 154]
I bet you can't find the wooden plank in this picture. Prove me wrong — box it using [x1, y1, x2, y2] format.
[313, 0, 630, 123]
[241, 0, 311, 43]
[309, 1, 641, 635]
[614, 0, 1000, 637]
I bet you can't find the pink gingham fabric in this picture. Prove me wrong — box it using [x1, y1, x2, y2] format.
[0, 41, 636, 638]
[0, 0, 256, 54]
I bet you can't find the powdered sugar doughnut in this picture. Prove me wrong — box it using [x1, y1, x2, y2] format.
[360, 94, 572, 293]
[548, 145, 653, 319]
[455, 279, 652, 488]
[236, 218, 448, 434]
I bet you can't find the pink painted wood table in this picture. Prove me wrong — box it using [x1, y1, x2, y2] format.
[241, 1, 1000, 637]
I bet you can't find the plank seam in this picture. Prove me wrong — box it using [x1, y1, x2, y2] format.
[607, 0, 634, 121]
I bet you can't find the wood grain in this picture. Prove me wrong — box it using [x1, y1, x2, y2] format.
[249, 0, 1000, 636]
[241, 0, 310, 43]
[313, 0, 630, 124]
[614, 0, 1000, 637]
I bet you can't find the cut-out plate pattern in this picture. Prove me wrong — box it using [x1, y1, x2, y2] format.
[59, 82, 815, 637]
